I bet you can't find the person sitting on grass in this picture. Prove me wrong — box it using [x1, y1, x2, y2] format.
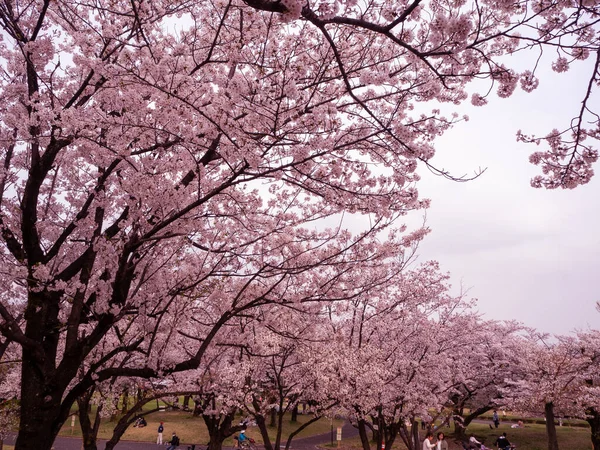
[494, 432, 512, 450]
[468, 434, 483, 449]
[133, 416, 146, 428]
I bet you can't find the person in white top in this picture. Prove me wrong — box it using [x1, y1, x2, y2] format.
[422, 432, 435, 450]
[468, 435, 483, 448]
[436, 432, 448, 450]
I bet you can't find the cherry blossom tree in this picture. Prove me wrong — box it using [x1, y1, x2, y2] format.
[576, 330, 600, 450]
[445, 321, 527, 440]
[313, 262, 478, 450]
[235, 315, 339, 450]
[503, 332, 600, 450]
[1, 0, 599, 449]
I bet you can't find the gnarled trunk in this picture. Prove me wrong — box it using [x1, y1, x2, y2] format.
[15, 291, 71, 450]
[203, 409, 244, 450]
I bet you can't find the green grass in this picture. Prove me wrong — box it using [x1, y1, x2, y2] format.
[475, 411, 588, 428]
[327, 422, 593, 450]
[59, 410, 344, 445]
[465, 422, 592, 450]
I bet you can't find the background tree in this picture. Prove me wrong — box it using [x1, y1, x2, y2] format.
[503, 332, 600, 450]
[446, 321, 526, 440]
[316, 262, 476, 450]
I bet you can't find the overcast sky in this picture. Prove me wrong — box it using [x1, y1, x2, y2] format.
[409, 56, 600, 336]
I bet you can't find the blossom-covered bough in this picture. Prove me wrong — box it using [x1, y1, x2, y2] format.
[245, 0, 600, 188]
[0, 0, 598, 449]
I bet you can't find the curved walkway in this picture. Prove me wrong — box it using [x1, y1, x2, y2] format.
[4, 422, 359, 450]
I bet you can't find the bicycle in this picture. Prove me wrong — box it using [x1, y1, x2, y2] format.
[239, 437, 258, 450]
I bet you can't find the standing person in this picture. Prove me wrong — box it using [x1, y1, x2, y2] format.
[167, 432, 180, 450]
[493, 410, 500, 429]
[157, 422, 164, 445]
[436, 432, 448, 450]
[422, 432, 435, 450]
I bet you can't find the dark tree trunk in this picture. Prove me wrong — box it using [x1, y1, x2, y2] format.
[15, 388, 61, 450]
[452, 410, 467, 441]
[255, 413, 274, 450]
[398, 419, 418, 450]
[544, 402, 559, 450]
[14, 292, 70, 450]
[291, 404, 298, 422]
[121, 388, 129, 414]
[104, 419, 132, 450]
[586, 407, 600, 450]
[104, 405, 158, 450]
[203, 410, 240, 450]
[382, 419, 400, 450]
[77, 388, 103, 450]
[357, 419, 371, 450]
[411, 419, 420, 450]
[283, 414, 323, 450]
[183, 395, 191, 410]
[274, 404, 285, 450]
[269, 408, 277, 427]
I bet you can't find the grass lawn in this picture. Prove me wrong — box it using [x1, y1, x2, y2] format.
[465, 422, 592, 450]
[327, 422, 592, 450]
[59, 410, 344, 445]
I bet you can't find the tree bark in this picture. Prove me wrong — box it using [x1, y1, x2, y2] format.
[121, 388, 129, 414]
[255, 413, 274, 450]
[14, 292, 68, 450]
[453, 413, 467, 442]
[291, 404, 298, 422]
[544, 402, 559, 450]
[586, 407, 600, 450]
[203, 409, 245, 450]
[78, 389, 100, 450]
[357, 419, 371, 450]
[411, 419, 420, 450]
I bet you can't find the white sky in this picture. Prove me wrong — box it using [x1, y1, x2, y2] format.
[410, 55, 600, 336]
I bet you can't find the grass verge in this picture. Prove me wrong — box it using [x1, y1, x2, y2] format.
[324, 422, 592, 450]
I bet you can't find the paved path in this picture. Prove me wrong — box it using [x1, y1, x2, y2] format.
[4, 422, 359, 450]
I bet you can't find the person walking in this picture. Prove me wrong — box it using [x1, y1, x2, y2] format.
[167, 432, 180, 450]
[157, 422, 164, 445]
[492, 411, 500, 429]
